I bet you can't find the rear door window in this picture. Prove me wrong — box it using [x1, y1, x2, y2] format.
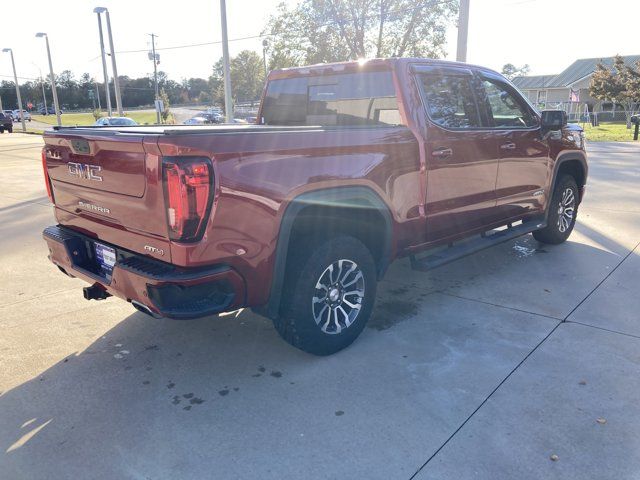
[418, 72, 481, 129]
[262, 71, 401, 127]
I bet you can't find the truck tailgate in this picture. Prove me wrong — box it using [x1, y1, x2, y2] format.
[43, 131, 170, 258]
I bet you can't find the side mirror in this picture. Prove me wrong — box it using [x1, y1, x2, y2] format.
[541, 110, 567, 131]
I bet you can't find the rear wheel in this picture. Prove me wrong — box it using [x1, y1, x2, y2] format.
[533, 174, 578, 244]
[274, 236, 377, 356]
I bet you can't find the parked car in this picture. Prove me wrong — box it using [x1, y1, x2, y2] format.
[41, 58, 587, 355]
[2, 110, 13, 119]
[94, 117, 138, 126]
[183, 112, 223, 125]
[183, 116, 208, 125]
[11, 110, 31, 122]
[0, 112, 12, 133]
[37, 106, 62, 115]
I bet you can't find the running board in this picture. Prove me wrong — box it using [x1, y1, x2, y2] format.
[410, 220, 546, 272]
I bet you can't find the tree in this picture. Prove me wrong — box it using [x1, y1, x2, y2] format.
[501, 63, 530, 80]
[590, 55, 640, 128]
[263, 0, 458, 68]
[210, 50, 266, 106]
[159, 87, 171, 123]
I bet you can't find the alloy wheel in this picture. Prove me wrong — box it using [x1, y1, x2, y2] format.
[557, 187, 576, 233]
[312, 259, 365, 335]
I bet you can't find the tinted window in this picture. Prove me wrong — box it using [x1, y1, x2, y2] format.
[110, 118, 136, 126]
[419, 73, 481, 129]
[262, 71, 401, 127]
[481, 78, 537, 128]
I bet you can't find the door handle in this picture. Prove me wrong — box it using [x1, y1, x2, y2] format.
[432, 147, 453, 159]
[500, 142, 517, 150]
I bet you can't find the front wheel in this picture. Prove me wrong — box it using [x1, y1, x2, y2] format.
[533, 174, 579, 244]
[274, 236, 377, 355]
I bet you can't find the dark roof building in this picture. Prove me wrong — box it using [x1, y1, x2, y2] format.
[513, 55, 640, 90]
[512, 55, 640, 112]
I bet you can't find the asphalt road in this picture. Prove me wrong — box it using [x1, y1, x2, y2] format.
[0, 134, 639, 479]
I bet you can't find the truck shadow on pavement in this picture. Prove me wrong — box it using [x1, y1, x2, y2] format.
[0, 233, 630, 478]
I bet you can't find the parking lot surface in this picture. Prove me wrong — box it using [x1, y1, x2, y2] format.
[0, 134, 638, 479]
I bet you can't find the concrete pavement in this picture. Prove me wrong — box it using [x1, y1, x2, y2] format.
[0, 134, 638, 479]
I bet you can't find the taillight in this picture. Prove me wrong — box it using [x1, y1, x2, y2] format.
[162, 157, 213, 242]
[41, 148, 54, 203]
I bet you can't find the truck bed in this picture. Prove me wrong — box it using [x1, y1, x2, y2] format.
[50, 124, 326, 136]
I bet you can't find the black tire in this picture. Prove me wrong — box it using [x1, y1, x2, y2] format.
[274, 235, 377, 356]
[7, 126, 12, 133]
[533, 174, 579, 244]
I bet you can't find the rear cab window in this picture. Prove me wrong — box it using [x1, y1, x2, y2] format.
[262, 71, 402, 127]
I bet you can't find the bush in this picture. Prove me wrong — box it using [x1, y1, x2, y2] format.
[92, 109, 103, 121]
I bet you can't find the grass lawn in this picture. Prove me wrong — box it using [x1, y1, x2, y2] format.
[32, 111, 164, 126]
[581, 121, 638, 142]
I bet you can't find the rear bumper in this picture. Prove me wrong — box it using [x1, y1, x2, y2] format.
[43, 225, 246, 319]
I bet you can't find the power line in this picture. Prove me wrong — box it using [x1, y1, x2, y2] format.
[0, 74, 40, 81]
[95, 0, 457, 58]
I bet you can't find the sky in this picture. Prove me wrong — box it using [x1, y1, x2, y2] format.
[1, 0, 639, 85]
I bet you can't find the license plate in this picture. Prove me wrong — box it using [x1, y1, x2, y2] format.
[95, 242, 116, 274]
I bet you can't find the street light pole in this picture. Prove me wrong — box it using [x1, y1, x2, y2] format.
[456, 0, 470, 63]
[219, 0, 233, 123]
[149, 33, 161, 125]
[94, 8, 112, 116]
[36, 33, 61, 126]
[2, 48, 26, 132]
[103, 9, 124, 116]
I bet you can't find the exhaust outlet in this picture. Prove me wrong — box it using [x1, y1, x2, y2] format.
[131, 300, 162, 318]
[83, 284, 111, 301]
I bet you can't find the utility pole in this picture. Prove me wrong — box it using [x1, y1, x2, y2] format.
[149, 33, 161, 124]
[104, 9, 124, 116]
[35, 33, 61, 127]
[456, 0, 470, 63]
[220, 0, 233, 123]
[2, 48, 26, 132]
[33, 63, 48, 113]
[40, 78, 48, 113]
[94, 8, 112, 116]
[262, 39, 268, 77]
[94, 80, 101, 110]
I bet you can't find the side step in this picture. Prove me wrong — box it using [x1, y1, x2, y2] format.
[410, 220, 546, 272]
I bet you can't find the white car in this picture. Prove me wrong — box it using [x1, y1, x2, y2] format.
[11, 110, 31, 122]
[94, 117, 138, 126]
[184, 116, 209, 125]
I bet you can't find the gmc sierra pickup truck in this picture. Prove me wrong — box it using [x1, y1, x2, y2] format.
[41, 58, 587, 355]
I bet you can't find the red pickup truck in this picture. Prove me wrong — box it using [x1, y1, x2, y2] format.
[41, 58, 587, 355]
